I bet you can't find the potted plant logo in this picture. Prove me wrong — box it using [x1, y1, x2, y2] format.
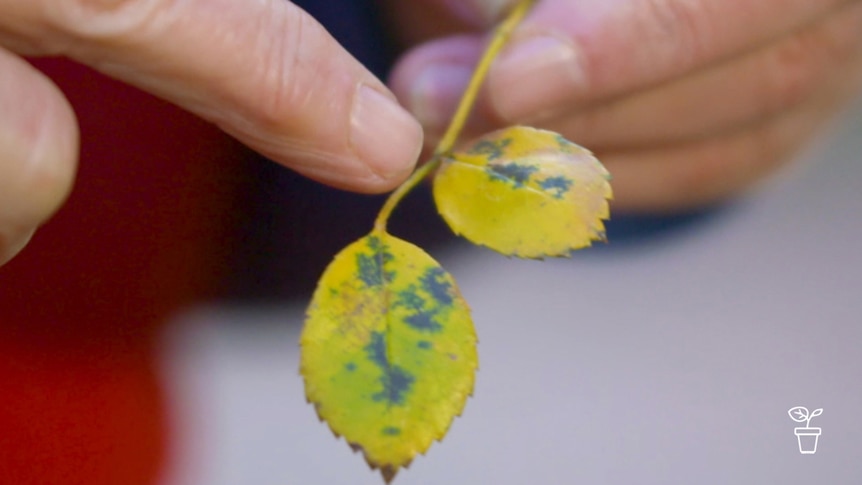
[788, 406, 823, 454]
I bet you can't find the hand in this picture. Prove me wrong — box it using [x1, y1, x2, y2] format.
[386, 0, 862, 212]
[0, 0, 424, 265]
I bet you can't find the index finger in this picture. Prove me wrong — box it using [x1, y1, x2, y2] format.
[0, 0, 423, 192]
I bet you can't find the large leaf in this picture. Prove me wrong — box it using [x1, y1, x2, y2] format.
[300, 231, 477, 482]
[433, 126, 612, 258]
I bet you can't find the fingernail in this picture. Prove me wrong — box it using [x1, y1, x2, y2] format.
[410, 64, 473, 132]
[489, 35, 584, 122]
[351, 84, 423, 180]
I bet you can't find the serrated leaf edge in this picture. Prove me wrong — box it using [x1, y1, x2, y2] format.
[302, 368, 477, 483]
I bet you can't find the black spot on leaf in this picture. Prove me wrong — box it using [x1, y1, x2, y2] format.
[357, 254, 382, 287]
[489, 163, 539, 187]
[421, 267, 453, 306]
[539, 176, 573, 199]
[396, 288, 425, 309]
[356, 236, 395, 287]
[395, 286, 443, 332]
[381, 426, 401, 436]
[365, 332, 415, 406]
[417, 341, 432, 350]
[406, 312, 441, 332]
[468, 138, 512, 160]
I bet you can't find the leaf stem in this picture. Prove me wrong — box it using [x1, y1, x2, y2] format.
[373, 0, 535, 232]
[433, 0, 535, 156]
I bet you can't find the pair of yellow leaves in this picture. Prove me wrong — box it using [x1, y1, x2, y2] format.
[300, 126, 612, 482]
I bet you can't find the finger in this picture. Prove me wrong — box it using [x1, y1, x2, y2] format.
[392, 0, 856, 131]
[389, 35, 487, 138]
[488, 0, 858, 123]
[545, 2, 862, 150]
[603, 64, 862, 212]
[0, 47, 78, 265]
[1, 0, 423, 193]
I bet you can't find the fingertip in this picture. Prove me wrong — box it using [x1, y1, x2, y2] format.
[347, 84, 424, 192]
[389, 36, 486, 135]
[260, 83, 424, 195]
[0, 49, 79, 264]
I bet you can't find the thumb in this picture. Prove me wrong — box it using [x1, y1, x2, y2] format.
[0, 47, 78, 266]
[3, 0, 423, 193]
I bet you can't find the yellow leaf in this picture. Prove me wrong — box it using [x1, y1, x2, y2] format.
[300, 231, 477, 482]
[433, 126, 612, 258]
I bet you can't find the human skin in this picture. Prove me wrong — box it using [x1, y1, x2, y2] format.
[0, 0, 425, 265]
[385, 0, 862, 212]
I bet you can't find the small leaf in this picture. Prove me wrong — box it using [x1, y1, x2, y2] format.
[788, 406, 809, 422]
[433, 126, 612, 258]
[300, 231, 477, 482]
[809, 408, 823, 419]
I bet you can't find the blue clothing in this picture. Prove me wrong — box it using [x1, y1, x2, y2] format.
[293, 0, 394, 78]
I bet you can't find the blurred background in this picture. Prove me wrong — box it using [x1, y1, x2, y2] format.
[160, 97, 862, 485]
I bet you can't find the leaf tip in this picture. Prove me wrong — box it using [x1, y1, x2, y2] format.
[362, 452, 410, 484]
[380, 465, 398, 484]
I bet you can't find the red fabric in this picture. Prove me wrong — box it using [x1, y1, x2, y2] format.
[0, 59, 245, 485]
